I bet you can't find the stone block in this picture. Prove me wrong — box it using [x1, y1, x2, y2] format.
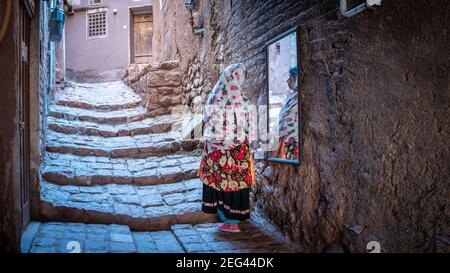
[134, 169, 159, 185]
[159, 60, 179, 70]
[108, 224, 131, 234]
[147, 72, 165, 87]
[159, 95, 174, 107]
[146, 205, 173, 218]
[176, 234, 204, 244]
[111, 147, 139, 158]
[112, 170, 133, 184]
[183, 243, 213, 253]
[158, 183, 186, 195]
[141, 194, 164, 208]
[69, 193, 108, 203]
[165, 73, 182, 87]
[43, 170, 74, 185]
[135, 241, 159, 253]
[113, 194, 142, 206]
[111, 233, 134, 243]
[156, 87, 175, 96]
[85, 239, 110, 252]
[110, 242, 137, 253]
[164, 193, 186, 206]
[171, 94, 183, 105]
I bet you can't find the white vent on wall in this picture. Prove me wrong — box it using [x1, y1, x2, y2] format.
[340, 0, 382, 17]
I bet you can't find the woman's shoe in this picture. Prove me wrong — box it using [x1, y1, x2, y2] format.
[218, 223, 241, 233]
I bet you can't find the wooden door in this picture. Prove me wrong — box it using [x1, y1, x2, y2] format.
[19, 0, 32, 230]
[133, 13, 153, 64]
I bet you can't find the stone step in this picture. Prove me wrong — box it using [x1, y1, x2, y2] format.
[42, 152, 201, 186]
[55, 81, 142, 111]
[49, 105, 150, 125]
[56, 98, 141, 111]
[40, 179, 218, 231]
[47, 114, 184, 137]
[45, 131, 200, 158]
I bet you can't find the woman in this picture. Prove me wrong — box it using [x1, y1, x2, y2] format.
[197, 63, 256, 233]
[272, 66, 299, 160]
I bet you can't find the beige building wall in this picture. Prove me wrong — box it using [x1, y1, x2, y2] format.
[65, 0, 153, 73]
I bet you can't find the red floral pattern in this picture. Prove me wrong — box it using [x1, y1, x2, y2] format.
[199, 139, 254, 192]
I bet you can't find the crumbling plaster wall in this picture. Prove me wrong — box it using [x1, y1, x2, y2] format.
[152, 0, 226, 111]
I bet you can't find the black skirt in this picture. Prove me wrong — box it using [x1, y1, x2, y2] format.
[202, 184, 251, 221]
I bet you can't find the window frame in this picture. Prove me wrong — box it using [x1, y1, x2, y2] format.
[86, 8, 108, 40]
[264, 26, 302, 165]
[88, 0, 102, 6]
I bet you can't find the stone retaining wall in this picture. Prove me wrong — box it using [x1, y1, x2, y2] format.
[124, 61, 183, 117]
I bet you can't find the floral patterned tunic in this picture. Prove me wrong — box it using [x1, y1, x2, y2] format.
[199, 139, 255, 192]
[271, 91, 299, 160]
[278, 92, 299, 160]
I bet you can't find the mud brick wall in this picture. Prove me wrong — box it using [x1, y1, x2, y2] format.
[0, 1, 53, 252]
[0, 0, 21, 252]
[30, 0, 53, 222]
[216, 0, 449, 252]
[124, 61, 183, 117]
[125, 0, 448, 252]
[152, 0, 226, 111]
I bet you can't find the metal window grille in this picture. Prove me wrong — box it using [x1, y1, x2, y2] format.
[87, 10, 107, 39]
[89, 0, 102, 5]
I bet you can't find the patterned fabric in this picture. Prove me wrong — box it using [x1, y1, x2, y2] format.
[202, 63, 251, 150]
[199, 138, 255, 191]
[278, 92, 298, 142]
[272, 92, 300, 160]
[272, 138, 299, 160]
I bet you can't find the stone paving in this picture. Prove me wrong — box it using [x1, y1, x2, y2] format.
[22, 221, 293, 253]
[46, 131, 199, 158]
[42, 152, 201, 186]
[55, 81, 142, 111]
[47, 114, 183, 137]
[49, 105, 150, 124]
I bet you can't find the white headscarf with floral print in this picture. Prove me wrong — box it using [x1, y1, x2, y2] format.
[203, 63, 250, 150]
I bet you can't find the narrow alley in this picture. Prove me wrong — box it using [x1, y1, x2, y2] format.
[0, 0, 448, 257]
[25, 78, 293, 253]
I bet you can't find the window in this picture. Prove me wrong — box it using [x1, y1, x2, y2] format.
[89, 0, 102, 5]
[87, 8, 107, 39]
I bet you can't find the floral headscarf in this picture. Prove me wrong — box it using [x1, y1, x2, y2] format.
[203, 63, 250, 150]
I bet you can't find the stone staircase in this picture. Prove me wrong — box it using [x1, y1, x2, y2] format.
[40, 80, 217, 231]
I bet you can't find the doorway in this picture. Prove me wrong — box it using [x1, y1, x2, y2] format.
[130, 9, 153, 64]
[18, 0, 34, 230]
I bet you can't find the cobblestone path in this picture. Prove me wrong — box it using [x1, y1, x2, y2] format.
[22, 221, 293, 253]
